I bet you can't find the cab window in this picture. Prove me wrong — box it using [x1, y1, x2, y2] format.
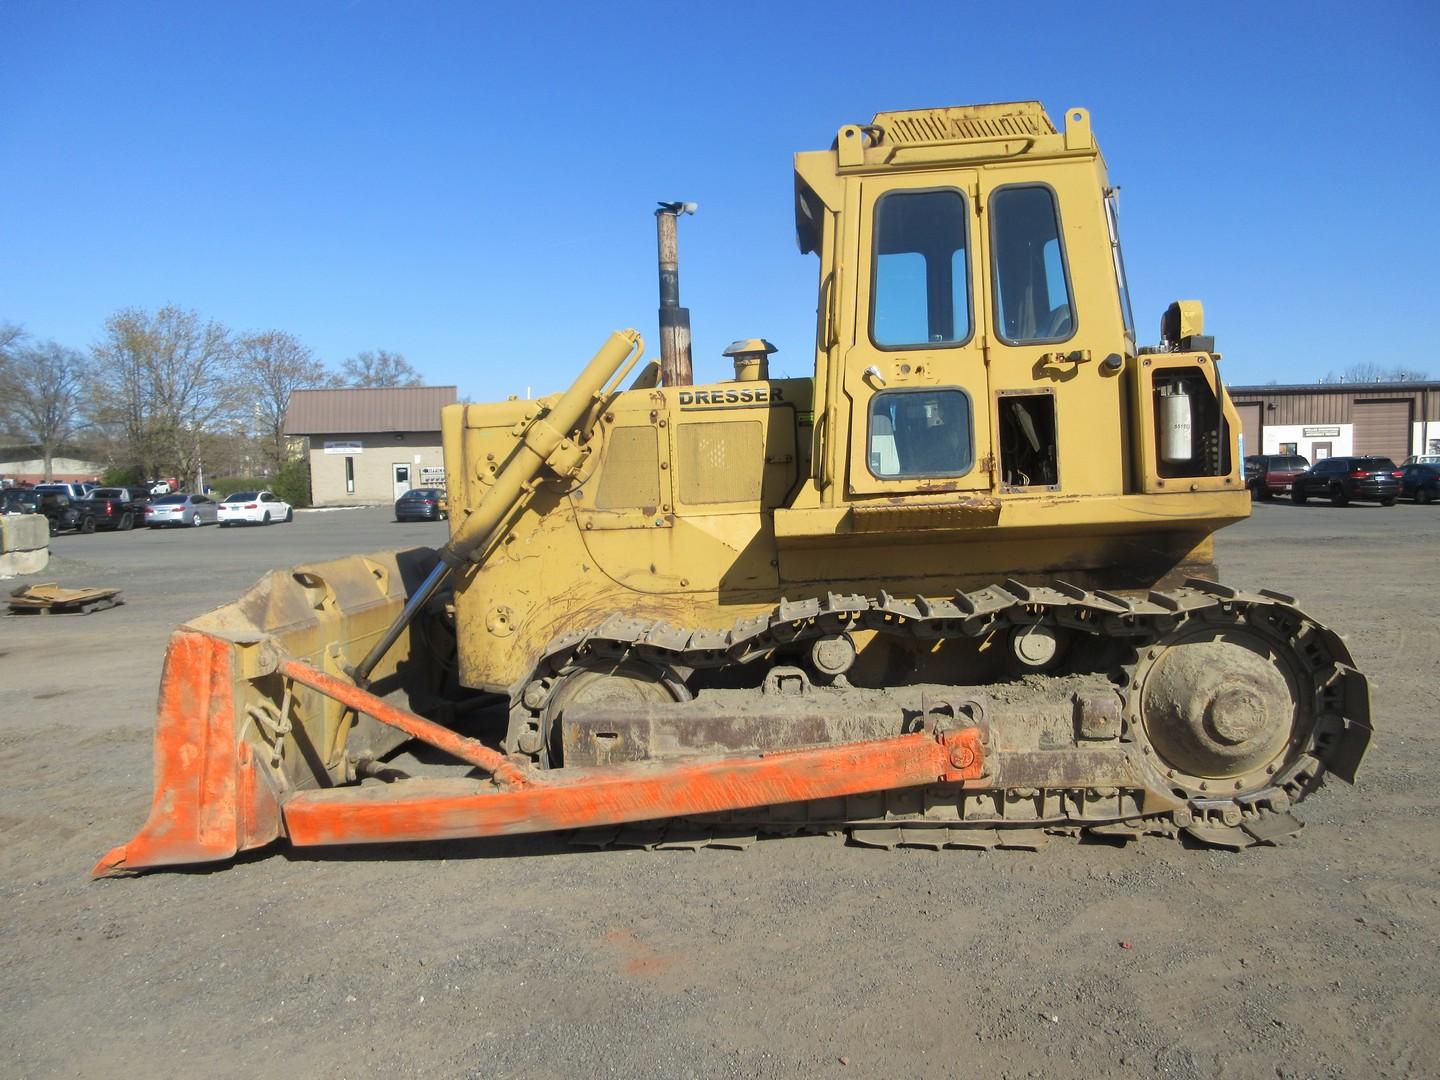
[870, 190, 971, 349]
[867, 388, 974, 478]
[991, 185, 1075, 344]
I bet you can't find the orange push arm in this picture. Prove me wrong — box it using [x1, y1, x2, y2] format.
[282, 726, 986, 848]
[276, 657, 534, 789]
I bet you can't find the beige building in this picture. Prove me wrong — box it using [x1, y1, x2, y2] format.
[1229, 382, 1440, 463]
[284, 386, 457, 506]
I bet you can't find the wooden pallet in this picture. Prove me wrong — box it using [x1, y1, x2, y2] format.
[8, 582, 124, 615]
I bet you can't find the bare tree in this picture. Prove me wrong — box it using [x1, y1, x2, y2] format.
[337, 349, 423, 388]
[237, 330, 330, 475]
[92, 306, 243, 490]
[1318, 362, 1430, 384]
[0, 322, 25, 441]
[0, 321, 22, 358]
[0, 340, 92, 481]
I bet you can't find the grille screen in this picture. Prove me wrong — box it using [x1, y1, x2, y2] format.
[594, 427, 660, 510]
[679, 421, 763, 504]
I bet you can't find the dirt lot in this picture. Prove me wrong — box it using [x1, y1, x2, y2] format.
[1, 503, 1435, 1079]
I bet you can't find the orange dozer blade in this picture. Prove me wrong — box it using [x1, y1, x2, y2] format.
[93, 628, 285, 876]
[94, 544, 987, 876]
[95, 547, 449, 877]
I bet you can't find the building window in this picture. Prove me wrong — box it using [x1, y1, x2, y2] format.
[1279, 442, 1298, 455]
[345, 456, 355, 494]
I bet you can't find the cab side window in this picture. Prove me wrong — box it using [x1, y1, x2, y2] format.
[991, 185, 1075, 344]
[871, 190, 972, 349]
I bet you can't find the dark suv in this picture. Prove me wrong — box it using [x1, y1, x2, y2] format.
[2, 489, 96, 533]
[1291, 456, 1401, 506]
[1244, 454, 1310, 500]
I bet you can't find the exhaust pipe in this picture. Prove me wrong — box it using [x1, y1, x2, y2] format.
[656, 201, 696, 387]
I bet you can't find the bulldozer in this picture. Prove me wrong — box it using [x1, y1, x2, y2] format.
[96, 101, 1371, 876]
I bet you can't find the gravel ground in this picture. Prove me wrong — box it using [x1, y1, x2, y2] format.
[1, 502, 1435, 1079]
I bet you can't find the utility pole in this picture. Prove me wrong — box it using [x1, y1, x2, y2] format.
[655, 201, 696, 387]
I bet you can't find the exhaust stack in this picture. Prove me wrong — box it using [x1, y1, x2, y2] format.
[656, 201, 696, 387]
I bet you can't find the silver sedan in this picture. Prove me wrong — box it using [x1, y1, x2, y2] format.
[144, 493, 220, 528]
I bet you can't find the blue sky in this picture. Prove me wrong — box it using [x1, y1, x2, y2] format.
[3, 1, 1436, 398]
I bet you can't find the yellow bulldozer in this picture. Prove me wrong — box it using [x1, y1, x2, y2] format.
[97, 101, 1371, 875]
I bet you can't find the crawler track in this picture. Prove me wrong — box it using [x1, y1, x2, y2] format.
[510, 579, 1372, 850]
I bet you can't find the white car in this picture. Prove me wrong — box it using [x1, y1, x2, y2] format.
[218, 490, 293, 527]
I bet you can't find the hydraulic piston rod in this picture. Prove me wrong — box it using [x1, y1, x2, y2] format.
[351, 329, 645, 684]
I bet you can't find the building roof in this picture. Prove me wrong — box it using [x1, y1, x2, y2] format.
[284, 386, 457, 435]
[1231, 381, 1440, 395]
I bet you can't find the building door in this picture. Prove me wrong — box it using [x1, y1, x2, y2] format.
[1312, 442, 1332, 461]
[392, 463, 411, 500]
[1352, 400, 1412, 461]
[1236, 402, 1263, 459]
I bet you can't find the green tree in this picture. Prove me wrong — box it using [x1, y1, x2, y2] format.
[271, 455, 311, 508]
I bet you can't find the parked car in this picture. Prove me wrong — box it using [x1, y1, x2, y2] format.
[1244, 454, 1310, 500]
[218, 490, 293, 526]
[1400, 463, 1440, 504]
[82, 487, 148, 531]
[394, 487, 448, 522]
[1402, 454, 1440, 466]
[1290, 456, 1402, 506]
[9, 490, 96, 534]
[144, 493, 219, 527]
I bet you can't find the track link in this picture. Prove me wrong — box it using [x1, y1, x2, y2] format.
[512, 579, 1372, 850]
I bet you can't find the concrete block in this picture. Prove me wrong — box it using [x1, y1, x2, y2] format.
[0, 513, 50, 577]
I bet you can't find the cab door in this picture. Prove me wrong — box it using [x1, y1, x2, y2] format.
[842, 172, 992, 496]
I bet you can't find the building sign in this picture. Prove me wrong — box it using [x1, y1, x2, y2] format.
[324, 440, 363, 454]
[420, 466, 446, 486]
[1302, 426, 1340, 438]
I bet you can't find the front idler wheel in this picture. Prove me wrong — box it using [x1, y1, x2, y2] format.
[510, 658, 691, 768]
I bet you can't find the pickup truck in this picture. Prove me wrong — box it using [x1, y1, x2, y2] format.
[82, 487, 150, 531]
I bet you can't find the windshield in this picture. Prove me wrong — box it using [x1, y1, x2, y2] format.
[224, 492, 258, 502]
[154, 495, 186, 505]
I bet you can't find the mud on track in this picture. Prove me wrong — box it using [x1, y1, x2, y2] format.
[1, 504, 1436, 1079]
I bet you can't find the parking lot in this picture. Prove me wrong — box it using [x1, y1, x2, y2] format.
[2, 503, 1437, 1078]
